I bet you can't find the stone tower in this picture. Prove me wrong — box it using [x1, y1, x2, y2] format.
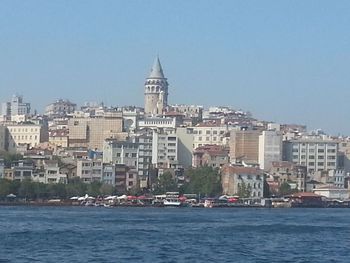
[144, 56, 169, 115]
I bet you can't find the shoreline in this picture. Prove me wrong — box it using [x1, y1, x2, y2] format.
[0, 201, 348, 208]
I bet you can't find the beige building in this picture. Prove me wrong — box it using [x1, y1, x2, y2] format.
[230, 129, 260, 164]
[193, 122, 230, 149]
[68, 111, 123, 150]
[6, 124, 48, 153]
[49, 129, 69, 148]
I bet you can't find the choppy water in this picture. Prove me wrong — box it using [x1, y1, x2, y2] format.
[0, 206, 349, 263]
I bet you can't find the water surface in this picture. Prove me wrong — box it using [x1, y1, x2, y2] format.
[0, 206, 349, 262]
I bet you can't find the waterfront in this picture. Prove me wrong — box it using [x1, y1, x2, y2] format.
[0, 207, 349, 262]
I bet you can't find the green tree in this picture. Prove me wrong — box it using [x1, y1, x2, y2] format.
[100, 184, 115, 196]
[86, 181, 102, 197]
[18, 179, 36, 200]
[181, 166, 222, 197]
[237, 181, 252, 198]
[0, 179, 12, 199]
[153, 171, 178, 194]
[279, 182, 297, 196]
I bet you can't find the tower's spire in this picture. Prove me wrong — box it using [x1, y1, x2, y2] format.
[149, 56, 164, 78]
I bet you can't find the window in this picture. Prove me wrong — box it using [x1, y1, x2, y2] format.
[132, 153, 137, 158]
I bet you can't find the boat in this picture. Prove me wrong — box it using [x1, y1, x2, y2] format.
[163, 198, 182, 207]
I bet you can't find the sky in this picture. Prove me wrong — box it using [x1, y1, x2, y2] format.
[0, 0, 349, 135]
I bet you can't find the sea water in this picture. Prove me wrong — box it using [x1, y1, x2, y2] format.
[0, 206, 349, 263]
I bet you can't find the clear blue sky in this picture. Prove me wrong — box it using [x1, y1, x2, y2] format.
[0, 0, 349, 135]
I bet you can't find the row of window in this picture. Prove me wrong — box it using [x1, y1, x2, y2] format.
[9, 128, 38, 132]
[11, 135, 38, 140]
[292, 148, 336, 153]
[194, 130, 225, 135]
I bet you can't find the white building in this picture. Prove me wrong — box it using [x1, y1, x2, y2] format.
[313, 186, 349, 200]
[43, 160, 67, 184]
[152, 129, 178, 169]
[76, 159, 103, 183]
[258, 130, 282, 170]
[1, 95, 31, 121]
[103, 140, 139, 167]
[138, 117, 176, 130]
[283, 137, 338, 174]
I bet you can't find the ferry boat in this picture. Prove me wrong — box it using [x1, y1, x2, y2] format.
[163, 192, 182, 207]
[163, 198, 182, 207]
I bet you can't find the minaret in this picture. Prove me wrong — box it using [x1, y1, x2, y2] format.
[144, 56, 169, 115]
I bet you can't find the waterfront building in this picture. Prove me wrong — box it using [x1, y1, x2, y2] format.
[114, 164, 138, 193]
[45, 99, 76, 118]
[258, 130, 282, 170]
[10, 160, 35, 182]
[102, 163, 116, 186]
[6, 123, 48, 153]
[269, 161, 307, 192]
[193, 145, 229, 168]
[76, 159, 103, 183]
[43, 160, 67, 184]
[229, 129, 260, 164]
[144, 57, 169, 115]
[283, 137, 338, 174]
[221, 164, 264, 198]
[313, 186, 349, 200]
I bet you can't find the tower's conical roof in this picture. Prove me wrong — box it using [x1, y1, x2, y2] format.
[148, 56, 165, 78]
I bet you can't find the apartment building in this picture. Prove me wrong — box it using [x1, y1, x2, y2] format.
[76, 159, 103, 183]
[283, 137, 338, 174]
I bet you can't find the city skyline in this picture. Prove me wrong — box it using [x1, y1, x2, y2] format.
[1, 1, 350, 135]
